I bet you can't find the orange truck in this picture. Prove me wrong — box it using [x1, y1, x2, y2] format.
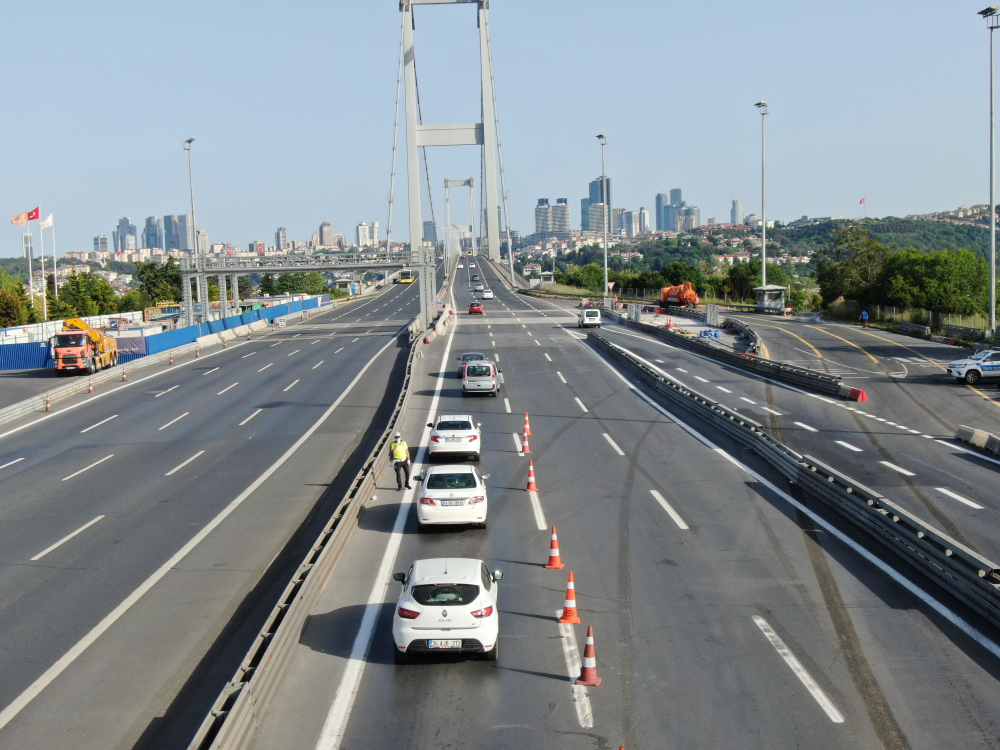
[51, 318, 119, 376]
[660, 281, 700, 308]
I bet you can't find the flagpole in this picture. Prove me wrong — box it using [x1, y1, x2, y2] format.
[24, 230, 34, 311]
[52, 220, 58, 303]
[39, 221, 47, 321]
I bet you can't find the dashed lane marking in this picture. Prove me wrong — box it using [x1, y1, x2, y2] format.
[283, 380, 299, 392]
[258, 363, 273, 372]
[217, 383, 238, 395]
[154, 385, 179, 398]
[935, 487, 984, 509]
[762, 407, 782, 416]
[512, 433, 524, 456]
[313, 361, 324, 370]
[165, 450, 206, 477]
[287, 350, 301, 357]
[835, 440, 863, 452]
[241, 352, 256, 358]
[62, 454, 114, 481]
[202, 367, 219, 375]
[716, 386, 732, 394]
[603, 433, 625, 455]
[528, 491, 547, 530]
[239, 409, 262, 426]
[0, 458, 25, 471]
[740, 397, 757, 405]
[650, 490, 689, 530]
[694, 376, 709, 383]
[30, 516, 105, 561]
[574, 397, 589, 413]
[158, 412, 189, 431]
[504, 398, 511, 414]
[794, 422, 818, 433]
[880, 461, 915, 476]
[80, 415, 118, 433]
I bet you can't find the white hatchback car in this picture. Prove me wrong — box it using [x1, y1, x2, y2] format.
[473, 283, 484, 292]
[415, 464, 490, 527]
[427, 414, 482, 461]
[481, 289, 494, 299]
[392, 558, 502, 662]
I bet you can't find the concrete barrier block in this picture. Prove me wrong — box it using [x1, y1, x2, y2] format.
[969, 429, 991, 449]
[196, 334, 221, 348]
[232, 325, 250, 337]
[217, 329, 237, 341]
[955, 425, 976, 443]
[249, 320, 268, 331]
[985, 434, 1000, 455]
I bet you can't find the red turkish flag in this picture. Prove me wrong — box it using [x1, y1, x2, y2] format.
[26, 206, 40, 220]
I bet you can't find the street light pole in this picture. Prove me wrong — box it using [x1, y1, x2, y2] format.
[597, 134, 608, 300]
[981, 7, 1000, 339]
[183, 138, 200, 315]
[755, 102, 768, 289]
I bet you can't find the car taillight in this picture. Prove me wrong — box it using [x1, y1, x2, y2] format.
[419, 497, 436, 505]
[430, 436, 440, 442]
[468, 495, 484, 504]
[471, 605, 493, 618]
[398, 607, 420, 619]
[468, 435, 478, 442]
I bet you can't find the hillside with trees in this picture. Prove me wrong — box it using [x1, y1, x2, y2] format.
[778, 218, 990, 260]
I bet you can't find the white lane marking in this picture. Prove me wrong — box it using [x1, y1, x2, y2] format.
[241, 352, 256, 358]
[499, 373, 505, 384]
[494, 354, 500, 362]
[335, 347, 344, 353]
[351, 337, 359, 342]
[503, 397, 511, 414]
[557, 372, 567, 384]
[287, 350, 301, 356]
[0, 457, 25, 471]
[694, 376, 709, 383]
[158, 412, 189, 431]
[935, 439, 1000, 468]
[676, 368, 688, 372]
[61, 454, 114, 481]
[283, 379, 300, 392]
[574, 397, 589, 413]
[655, 359, 666, 363]
[512, 433, 524, 456]
[603, 433, 625, 456]
[534, 339, 540, 346]
[202, 367, 220, 375]
[313, 322, 458, 750]
[557, 610, 594, 729]
[270, 342, 281, 347]
[762, 407, 782, 416]
[80, 415, 118, 433]
[935, 487, 984, 509]
[30, 516, 105, 561]
[521, 324, 526, 328]
[313, 361, 324, 370]
[880, 461, 915, 476]
[528, 490, 547, 530]
[293, 333, 301, 337]
[885, 421, 898, 426]
[907, 429, 920, 434]
[258, 363, 273, 372]
[154, 385, 179, 398]
[835, 441, 863, 452]
[239, 409, 263, 426]
[752, 616, 844, 723]
[312, 339, 321, 345]
[740, 397, 757, 405]
[217, 383, 239, 395]
[650, 490, 689, 530]
[794, 422, 818, 433]
[165, 450, 206, 477]
[544, 353, 552, 361]
[716, 386, 732, 394]
[875, 417, 887, 422]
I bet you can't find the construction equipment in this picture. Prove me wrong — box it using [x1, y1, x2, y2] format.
[51, 318, 119, 376]
[660, 281, 700, 308]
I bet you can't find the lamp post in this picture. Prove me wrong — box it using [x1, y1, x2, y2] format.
[597, 133, 608, 300]
[754, 102, 768, 289]
[183, 138, 200, 314]
[981, 6, 999, 339]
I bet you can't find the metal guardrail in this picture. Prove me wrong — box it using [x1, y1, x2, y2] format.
[898, 321, 931, 337]
[943, 324, 984, 342]
[587, 332, 1000, 628]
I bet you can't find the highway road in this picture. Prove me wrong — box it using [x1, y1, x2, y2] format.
[0, 275, 431, 749]
[247, 258, 1000, 750]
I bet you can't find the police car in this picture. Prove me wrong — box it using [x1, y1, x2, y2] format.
[947, 348, 1000, 384]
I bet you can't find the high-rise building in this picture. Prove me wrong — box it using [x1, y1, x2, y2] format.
[551, 199, 570, 236]
[677, 206, 701, 231]
[94, 235, 108, 253]
[639, 207, 651, 234]
[655, 193, 669, 231]
[670, 188, 682, 206]
[371, 221, 380, 246]
[142, 217, 163, 249]
[423, 221, 438, 244]
[588, 203, 608, 236]
[176, 214, 194, 251]
[249, 241, 264, 255]
[196, 229, 209, 254]
[319, 221, 334, 246]
[624, 211, 641, 237]
[356, 222, 371, 247]
[581, 198, 591, 231]
[113, 217, 137, 253]
[612, 207, 625, 234]
[275, 227, 287, 250]
[589, 177, 612, 232]
[731, 199, 744, 225]
[163, 216, 180, 250]
[534, 199, 551, 235]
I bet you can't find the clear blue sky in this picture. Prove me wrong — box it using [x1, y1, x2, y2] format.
[0, 0, 993, 258]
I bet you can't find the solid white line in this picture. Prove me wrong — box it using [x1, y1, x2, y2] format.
[694, 376, 709, 383]
[880, 461, 915, 476]
[753, 616, 844, 722]
[313, 361, 324, 370]
[557, 611, 594, 729]
[30, 516, 105, 561]
[61, 454, 114, 481]
[202, 367, 219, 375]
[335, 347, 344, 353]
[217, 383, 238, 395]
[794, 422, 818, 433]
[762, 407, 782, 416]
[258, 363, 273, 372]
[0, 457, 25, 471]
[544, 353, 552, 361]
[0, 334, 399, 734]
[314, 320, 458, 750]
[154, 385, 179, 398]
[241, 352, 256, 359]
[716, 386, 732, 394]
[650, 490, 688, 530]
[512, 432, 524, 456]
[80, 415, 117, 433]
[574, 397, 588, 413]
[504, 398, 511, 413]
[935, 487, 984, 509]
[239, 409, 263, 426]
[165, 450, 206, 477]
[287, 350, 301, 356]
[158, 412, 189, 431]
[603, 433, 625, 456]
[284, 380, 299, 392]
[557, 372, 567, 384]
[835, 440, 863, 452]
[740, 397, 757, 405]
[528, 490, 547, 530]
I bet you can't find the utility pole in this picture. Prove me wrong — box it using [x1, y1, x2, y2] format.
[755, 102, 768, 289]
[981, 6, 1000, 339]
[597, 134, 608, 300]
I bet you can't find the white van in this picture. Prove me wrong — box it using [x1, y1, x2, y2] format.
[462, 360, 501, 396]
[578, 309, 602, 328]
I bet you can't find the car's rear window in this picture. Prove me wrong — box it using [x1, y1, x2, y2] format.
[411, 584, 479, 605]
[437, 421, 472, 431]
[426, 472, 477, 489]
[462, 353, 485, 362]
[466, 365, 491, 377]
[585, 311, 599, 317]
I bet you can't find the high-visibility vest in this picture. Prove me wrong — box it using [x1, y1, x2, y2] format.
[391, 441, 408, 460]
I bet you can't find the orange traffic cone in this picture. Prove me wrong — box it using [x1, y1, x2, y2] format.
[576, 625, 602, 686]
[223, 338, 228, 349]
[88, 377, 94, 394]
[666, 316, 674, 329]
[523, 412, 532, 436]
[526, 460, 539, 492]
[247, 331, 252, 341]
[195, 347, 200, 358]
[169, 352, 174, 365]
[45, 394, 51, 412]
[122, 368, 128, 382]
[545, 526, 565, 569]
[521, 431, 531, 454]
[558, 572, 581, 624]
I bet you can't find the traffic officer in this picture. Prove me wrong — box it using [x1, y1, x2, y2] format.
[389, 432, 412, 490]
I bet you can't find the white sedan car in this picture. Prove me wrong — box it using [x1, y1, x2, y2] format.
[415, 465, 490, 528]
[427, 414, 482, 461]
[457, 263, 464, 268]
[392, 557, 502, 662]
[481, 289, 494, 299]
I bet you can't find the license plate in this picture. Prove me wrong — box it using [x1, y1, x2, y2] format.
[428, 640, 462, 649]
[445, 437, 462, 443]
[440, 500, 464, 506]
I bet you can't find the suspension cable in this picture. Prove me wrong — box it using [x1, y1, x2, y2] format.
[483, 9, 516, 285]
[412, 57, 437, 227]
[384, 14, 405, 250]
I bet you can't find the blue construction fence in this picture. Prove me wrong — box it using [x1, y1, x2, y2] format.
[0, 296, 327, 371]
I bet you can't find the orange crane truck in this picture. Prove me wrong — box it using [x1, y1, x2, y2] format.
[660, 281, 700, 308]
[51, 318, 119, 376]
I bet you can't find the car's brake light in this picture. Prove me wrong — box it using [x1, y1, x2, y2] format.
[468, 495, 484, 504]
[398, 607, 420, 619]
[430, 436, 440, 442]
[468, 435, 478, 442]
[418, 497, 436, 505]
[471, 605, 493, 618]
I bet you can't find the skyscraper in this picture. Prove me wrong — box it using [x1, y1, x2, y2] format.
[589, 177, 612, 232]
[93, 235, 108, 253]
[588, 203, 608, 236]
[371, 221, 380, 246]
[275, 227, 287, 250]
[423, 221, 438, 244]
[551, 199, 570, 236]
[196, 229, 209, 254]
[319, 222, 334, 246]
[142, 217, 163, 249]
[655, 193, 669, 231]
[731, 199, 744, 225]
[113, 217, 137, 253]
[176, 214, 194, 251]
[581, 198, 591, 231]
[612, 208, 625, 234]
[534, 199, 551, 235]
[356, 222, 371, 247]
[639, 207, 651, 234]
[670, 188, 682, 206]
[163, 215, 180, 250]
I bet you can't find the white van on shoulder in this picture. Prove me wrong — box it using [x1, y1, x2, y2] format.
[578, 308, 602, 328]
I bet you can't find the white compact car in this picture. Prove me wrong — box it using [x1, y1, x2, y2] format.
[392, 558, 502, 662]
[481, 289, 494, 299]
[457, 263, 464, 268]
[473, 283, 484, 292]
[415, 464, 490, 527]
[947, 348, 1000, 384]
[427, 414, 482, 461]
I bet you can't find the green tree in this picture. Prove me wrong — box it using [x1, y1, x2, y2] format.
[44, 275, 77, 321]
[134, 258, 181, 303]
[238, 276, 255, 299]
[260, 273, 277, 296]
[726, 259, 791, 301]
[275, 272, 330, 295]
[62, 272, 99, 317]
[117, 290, 144, 313]
[0, 287, 29, 326]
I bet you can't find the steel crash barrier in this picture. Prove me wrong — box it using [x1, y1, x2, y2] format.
[587, 332, 1000, 629]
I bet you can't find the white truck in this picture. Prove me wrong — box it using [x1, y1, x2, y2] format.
[947, 348, 1000, 384]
